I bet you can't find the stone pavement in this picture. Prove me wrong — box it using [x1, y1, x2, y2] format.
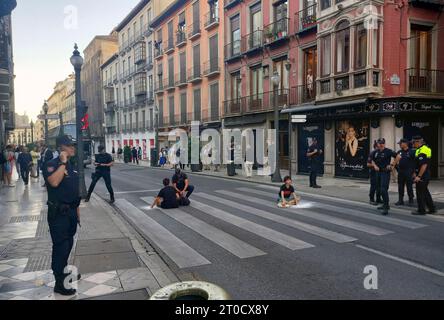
[0, 175, 183, 300]
[122, 161, 444, 213]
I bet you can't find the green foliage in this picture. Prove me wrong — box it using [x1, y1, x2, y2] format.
[123, 145, 132, 163]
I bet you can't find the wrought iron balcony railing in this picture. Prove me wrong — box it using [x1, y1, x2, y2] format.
[203, 58, 220, 77]
[204, 10, 219, 30]
[188, 22, 201, 40]
[294, 3, 317, 34]
[406, 68, 444, 94]
[264, 18, 290, 44]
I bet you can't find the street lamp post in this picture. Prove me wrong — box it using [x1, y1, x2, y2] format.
[271, 71, 282, 183]
[43, 101, 49, 143]
[70, 43, 87, 198]
[30, 120, 34, 143]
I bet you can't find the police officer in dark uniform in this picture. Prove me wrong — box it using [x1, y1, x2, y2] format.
[371, 138, 397, 215]
[306, 137, 323, 188]
[393, 138, 416, 206]
[412, 136, 436, 215]
[85, 145, 115, 203]
[43, 135, 81, 296]
[367, 140, 382, 205]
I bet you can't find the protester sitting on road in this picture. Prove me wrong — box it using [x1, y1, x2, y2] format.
[278, 176, 300, 208]
[172, 168, 194, 199]
[152, 178, 180, 209]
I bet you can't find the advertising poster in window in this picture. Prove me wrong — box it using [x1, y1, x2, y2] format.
[142, 139, 147, 160]
[335, 120, 369, 179]
[123, 139, 128, 146]
[298, 123, 324, 174]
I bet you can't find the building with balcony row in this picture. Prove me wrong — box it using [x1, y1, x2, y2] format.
[102, 0, 174, 161]
[46, 74, 76, 130]
[150, 0, 224, 149]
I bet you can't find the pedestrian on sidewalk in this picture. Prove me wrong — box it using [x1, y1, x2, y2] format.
[411, 136, 436, 215]
[14, 145, 21, 180]
[306, 138, 322, 188]
[17, 147, 32, 186]
[172, 168, 194, 199]
[131, 146, 139, 165]
[138, 146, 142, 162]
[3, 145, 15, 187]
[367, 141, 382, 206]
[85, 145, 115, 204]
[117, 147, 123, 162]
[43, 135, 82, 296]
[30, 146, 40, 178]
[371, 138, 397, 215]
[393, 139, 415, 206]
[112, 146, 116, 160]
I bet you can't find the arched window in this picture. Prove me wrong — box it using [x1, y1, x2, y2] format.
[335, 20, 350, 73]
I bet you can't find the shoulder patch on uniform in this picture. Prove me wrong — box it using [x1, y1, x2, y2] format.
[47, 167, 55, 173]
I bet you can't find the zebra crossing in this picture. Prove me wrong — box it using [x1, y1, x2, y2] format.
[114, 186, 429, 270]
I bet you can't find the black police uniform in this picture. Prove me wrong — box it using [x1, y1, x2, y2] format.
[307, 143, 321, 187]
[414, 145, 436, 214]
[86, 152, 115, 202]
[172, 172, 194, 198]
[396, 148, 416, 204]
[372, 148, 397, 211]
[43, 157, 81, 286]
[367, 149, 382, 204]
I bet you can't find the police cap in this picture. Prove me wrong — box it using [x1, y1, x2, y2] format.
[56, 135, 77, 147]
[398, 138, 409, 145]
[376, 138, 386, 145]
[412, 135, 423, 142]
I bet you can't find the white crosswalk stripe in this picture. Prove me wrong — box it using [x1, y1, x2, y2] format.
[190, 200, 315, 251]
[139, 197, 266, 259]
[114, 199, 211, 268]
[236, 187, 427, 230]
[216, 190, 393, 236]
[194, 193, 357, 244]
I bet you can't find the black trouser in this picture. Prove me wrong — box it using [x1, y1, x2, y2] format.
[369, 170, 381, 202]
[87, 171, 114, 199]
[48, 207, 78, 283]
[178, 185, 194, 198]
[378, 171, 391, 208]
[20, 167, 30, 185]
[398, 170, 414, 202]
[132, 156, 139, 164]
[309, 160, 319, 187]
[416, 179, 435, 213]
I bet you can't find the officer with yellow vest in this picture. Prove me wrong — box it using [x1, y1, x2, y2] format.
[412, 136, 436, 215]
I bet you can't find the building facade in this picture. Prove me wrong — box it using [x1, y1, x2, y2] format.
[0, 4, 16, 149]
[82, 34, 119, 152]
[7, 113, 31, 146]
[103, 0, 175, 162]
[46, 74, 76, 130]
[283, 0, 444, 179]
[150, 0, 225, 149]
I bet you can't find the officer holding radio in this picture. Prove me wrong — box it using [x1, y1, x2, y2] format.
[43, 135, 81, 296]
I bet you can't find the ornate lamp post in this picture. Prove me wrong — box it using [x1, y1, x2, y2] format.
[271, 71, 282, 183]
[42, 101, 49, 143]
[30, 120, 34, 143]
[70, 43, 87, 198]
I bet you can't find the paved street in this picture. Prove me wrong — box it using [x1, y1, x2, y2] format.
[86, 163, 444, 299]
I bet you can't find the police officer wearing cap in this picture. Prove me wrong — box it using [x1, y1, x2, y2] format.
[371, 138, 397, 215]
[43, 135, 81, 296]
[393, 138, 416, 206]
[412, 136, 436, 215]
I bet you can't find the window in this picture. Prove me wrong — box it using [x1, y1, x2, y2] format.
[231, 72, 241, 100]
[147, 41, 153, 64]
[140, 15, 144, 33]
[148, 75, 153, 97]
[124, 114, 127, 130]
[209, 0, 219, 22]
[158, 99, 164, 126]
[142, 110, 146, 129]
[321, 0, 331, 10]
[209, 34, 218, 72]
[168, 21, 174, 48]
[273, 0, 288, 22]
[135, 112, 139, 129]
[355, 23, 367, 70]
[250, 2, 262, 48]
[230, 15, 241, 55]
[193, 44, 201, 76]
[180, 92, 187, 123]
[169, 95, 175, 125]
[410, 24, 432, 70]
[192, 0, 200, 33]
[193, 88, 201, 121]
[147, 8, 152, 24]
[135, 73, 147, 95]
[372, 27, 380, 67]
[250, 65, 263, 96]
[335, 20, 350, 74]
[210, 82, 219, 120]
[180, 51, 187, 83]
[168, 57, 175, 86]
[273, 58, 289, 90]
[178, 11, 186, 31]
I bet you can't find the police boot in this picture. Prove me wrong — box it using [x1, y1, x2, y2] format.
[408, 198, 415, 206]
[84, 194, 91, 203]
[109, 195, 115, 204]
[54, 277, 77, 296]
[395, 200, 404, 206]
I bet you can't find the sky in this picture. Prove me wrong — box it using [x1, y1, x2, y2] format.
[12, 0, 140, 122]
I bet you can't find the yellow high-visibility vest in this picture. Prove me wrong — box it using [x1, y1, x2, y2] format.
[415, 145, 432, 159]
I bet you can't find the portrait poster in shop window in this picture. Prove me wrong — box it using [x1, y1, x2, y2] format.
[335, 120, 370, 179]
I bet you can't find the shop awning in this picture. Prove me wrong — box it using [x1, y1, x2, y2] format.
[281, 98, 368, 114]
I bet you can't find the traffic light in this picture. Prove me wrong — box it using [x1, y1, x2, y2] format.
[80, 101, 89, 131]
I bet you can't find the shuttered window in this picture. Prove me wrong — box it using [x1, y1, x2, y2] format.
[193, 88, 201, 121]
[210, 82, 219, 120]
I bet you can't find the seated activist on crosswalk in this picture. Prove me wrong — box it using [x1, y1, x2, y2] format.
[278, 176, 301, 208]
[152, 178, 190, 209]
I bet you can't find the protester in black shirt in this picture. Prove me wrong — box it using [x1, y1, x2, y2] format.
[371, 138, 397, 215]
[152, 178, 180, 209]
[85, 145, 115, 203]
[393, 139, 416, 206]
[278, 176, 300, 208]
[172, 168, 194, 198]
[17, 147, 32, 186]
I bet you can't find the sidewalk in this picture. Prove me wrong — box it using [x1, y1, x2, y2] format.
[0, 177, 184, 300]
[125, 161, 444, 212]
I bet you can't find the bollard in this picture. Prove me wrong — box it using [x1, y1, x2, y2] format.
[149, 281, 230, 301]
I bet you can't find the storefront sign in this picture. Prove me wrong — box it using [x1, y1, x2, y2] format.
[335, 120, 370, 179]
[414, 103, 444, 112]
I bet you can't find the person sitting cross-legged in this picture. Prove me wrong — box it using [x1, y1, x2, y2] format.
[278, 176, 301, 208]
[152, 178, 181, 209]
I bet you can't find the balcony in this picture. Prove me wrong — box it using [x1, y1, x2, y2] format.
[244, 30, 263, 54]
[147, 92, 154, 104]
[295, 3, 317, 34]
[224, 40, 243, 62]
[223, 90, 289, 117]
[289, 84, 316, 106]
[154, 46, 163, 59]
[165, 39, 175, 54]
[188, 22, 201, 41]
[203, 58, 220, 77]
[201, 108, 220, 123]
[264, 18, 290, 45]
[175, 72, 188, 87]
[187, 67, 202, 83]
[406, 68, 444, 95]
[224, 98, 244, 117]
[154, 80, 164, 93]
[145, 121, 154, 131]
[204, 11, 219, 30]
[224, 0, 242, 10]
[176, 30, 187, 47]
[164, 76, 176, 91]
[106, 126, 117, 134]
[147, 59, 153, 70]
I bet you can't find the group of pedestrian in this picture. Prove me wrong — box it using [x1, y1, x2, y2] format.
[368, 136, 436, 216]
[151, 168, 194, 209]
